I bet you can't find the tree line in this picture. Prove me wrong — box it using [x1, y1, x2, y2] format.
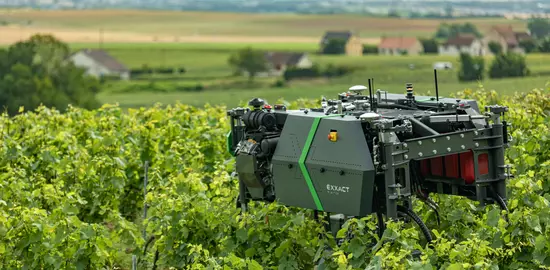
[0, 34, 101, 116]
[458, 52, 529, 82]
[227, 47, 352, 82]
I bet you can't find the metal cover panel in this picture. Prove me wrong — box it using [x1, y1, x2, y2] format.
[272, 113, 318, 210]
[306, 117, 375, 216]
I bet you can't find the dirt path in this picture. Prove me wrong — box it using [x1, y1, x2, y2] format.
[0, 26, 380, 45]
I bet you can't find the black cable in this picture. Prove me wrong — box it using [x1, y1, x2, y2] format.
[489, 186, 509, 222]
[376, 210, 385, 238]
[152, 249, 159, 270]
[137, 235, 156, 266]
[490, 186, 508, 212]
[494, 192, 508, 212]
[143, 235, 156, 256]
[410, 162, 440, 227]
[424, 199, 441, 227]
[397, 205, 433, 243]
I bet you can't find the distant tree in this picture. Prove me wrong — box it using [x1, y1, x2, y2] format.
[0, 49, 8, 74]
[519, 39, 537, 53]
[388, 9, 400, 18]
[322, 38, 347, 55]
[538, 37, 550, 53]
[461, 23, 483, 37]
[434, 23, 482, 39]
[458, 52, 484, 82]
[418, 38, 438, 54]
[0, 34, 101, 116]
[362, 44, 378, 54]
[409, 12, 422, 18]
[444, 3, 454, 18]
[489, 52, 529, 78]
[488, 41, 503, 54]
[527, 18, 550, 39]
[228, 47, 268, 81]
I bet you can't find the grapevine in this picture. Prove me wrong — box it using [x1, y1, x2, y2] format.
[0, 88, 549, 269]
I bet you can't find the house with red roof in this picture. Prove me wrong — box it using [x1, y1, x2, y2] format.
[483, 25, 532, 54]
[438, 34, 488, 56]
[377, 36, 423, 56]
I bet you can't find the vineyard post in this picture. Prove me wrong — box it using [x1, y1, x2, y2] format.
[132, 256, 137, 270]
[143, 160, 149, 239]
[133, 160, 149, 270]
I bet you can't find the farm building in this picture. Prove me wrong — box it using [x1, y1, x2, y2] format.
[319, 31, 363, 56]
[483, 25, 532, 54]
[378, 37, 423, 56]
[438, 34, 487, 56]
[243, 52, 313, 77]
[261, 52, 312, 76]
[69, 49, 130, 80]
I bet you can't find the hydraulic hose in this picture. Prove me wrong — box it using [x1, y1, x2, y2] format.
[397, 205, 433, 242]
[489, 185, 509, 222]
[490, 186, 508, 212]
[376, 210, 385, 238]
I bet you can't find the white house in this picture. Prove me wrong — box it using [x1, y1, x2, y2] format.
[69, 49, 130, 80]
[438, 34, 487, 56]
[257, 52, 313, 77]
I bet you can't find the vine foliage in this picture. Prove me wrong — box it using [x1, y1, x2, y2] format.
[0, 87, 549, 269]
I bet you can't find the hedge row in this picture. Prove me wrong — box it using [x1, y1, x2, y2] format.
[130, 66, 186, 76]
[283, 64, 354, 81]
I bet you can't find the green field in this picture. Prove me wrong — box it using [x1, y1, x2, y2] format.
[2, 41, 549, 109]
[86, 42, 550, 108]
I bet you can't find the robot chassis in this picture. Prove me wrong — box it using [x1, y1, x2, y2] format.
[226, 76, 512, 243]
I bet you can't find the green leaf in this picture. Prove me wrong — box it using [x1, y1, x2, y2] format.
[487, 207, 500, 227]
[275, 239, 291, 258]
[535, 235, 546, 251]
[365, 255, 382, 270]
[348, 238, 365, 258]
[245, 247, 256, 257]
[236, 227, 248, 242]
[268, 215, 287, 229]
[491, 231, 503, 249]
[113, 157, 126, 168]
[62, 202, 79, 215]
[447, 263, 464, 270]
[248, 259, 263, 270]
[527, 215, 542, 233]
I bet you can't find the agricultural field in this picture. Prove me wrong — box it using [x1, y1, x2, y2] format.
[1, 87, 549, 269]
[1, 9, 546, 109]
[0, 9, 526, 45]
[87, 42, 550, 108]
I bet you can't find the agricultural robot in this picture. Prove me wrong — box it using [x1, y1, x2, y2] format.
[226, 71, 512, 243]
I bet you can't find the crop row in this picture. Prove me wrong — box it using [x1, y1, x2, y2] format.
[0, 89, 549, 269]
